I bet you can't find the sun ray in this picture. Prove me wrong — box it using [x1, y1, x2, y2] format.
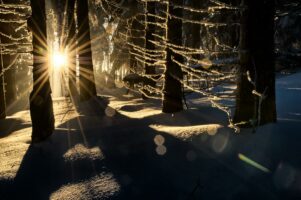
[29, 18, 48, 49]
[30, 69, 51, 100]
[5, 86, 32, 114]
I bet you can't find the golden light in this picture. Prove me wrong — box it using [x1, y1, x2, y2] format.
[50, 50, 69, 98]
[52, 52, 68, 69]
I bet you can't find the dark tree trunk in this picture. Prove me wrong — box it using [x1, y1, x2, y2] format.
[251, 0, 276, 124]
[186, 0, 202, 60]
[233, 0, 255, 124]
[0, 46, 6, 119]
[144, 1, 156, 89]
[66, 0, 77, 97]
[234, 0, 276, 125]
[28, 0, 55, 142]
[162, 1, 184, 113]
[76, 0, 97, 101]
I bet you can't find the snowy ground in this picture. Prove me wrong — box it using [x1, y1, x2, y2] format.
[0, 71, 301, 200]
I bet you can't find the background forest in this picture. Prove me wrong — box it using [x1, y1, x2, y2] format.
[0, 0, 300, 128]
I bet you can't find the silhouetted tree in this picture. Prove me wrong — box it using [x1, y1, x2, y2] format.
[76, 0, 97, 101]
[144, 1, 156, 94]
[65, 0, 77, 97]
[28, 0, 55, 142]
[234, 0, 276, 126]
[184, 0, 203, 60]
[162, 0, 184, 113]
[0, 43, 6, 119]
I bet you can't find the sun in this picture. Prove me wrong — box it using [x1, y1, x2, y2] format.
[52, 52, 68, 69]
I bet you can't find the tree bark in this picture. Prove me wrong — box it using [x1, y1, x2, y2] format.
[76, 0, 97, 101]
[144, 1, 156, 89]
[185, 0, 203, 60]
[66, 0, 77, 97]
[28, 0, 55, 142]
[234, 0, 276, 125]
[233, 0, 254, 124]
[162, 1, 184, 113]
[0, 42, 6, 119]
[251, 0, 276, 124]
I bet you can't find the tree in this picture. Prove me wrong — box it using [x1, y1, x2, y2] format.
[234, 0, 276, 126]
[162, 0, 184, 113]
[28, 0, 55, 142]
[76, 0, 97, 101]
[65, 0, 77, 97]
[0, 43, 6, 119]
[184, 0, 204, 60]
[144, 1, 157, 95]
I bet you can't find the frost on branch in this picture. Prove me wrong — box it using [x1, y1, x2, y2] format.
[0, 0, 32, 115]
[0, 1, 32, 77]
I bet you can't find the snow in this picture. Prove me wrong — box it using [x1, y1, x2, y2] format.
[50, 173, 120, 200]
[149, 124, 222, 139]
[63, 144, 104, 162]
[0, 71, 301, 199]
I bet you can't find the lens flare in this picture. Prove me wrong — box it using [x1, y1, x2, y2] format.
[238, 153, 270, 173]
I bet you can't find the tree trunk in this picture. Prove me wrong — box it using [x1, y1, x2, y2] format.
[144, 1, 156, 91]
[234, 0, 276, 125]
[76, 0, 97, 101]
[251, 0, 276, 124]
[186, 0, 203, 60]
[28, 0, 55, 142]
[233, 0, 254, 124]
[162, 1, 184, 113]
[0, 42, 6, 119]
[66, 0, 77, 97]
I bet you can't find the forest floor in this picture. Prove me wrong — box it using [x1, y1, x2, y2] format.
[0, 71, 301, 200]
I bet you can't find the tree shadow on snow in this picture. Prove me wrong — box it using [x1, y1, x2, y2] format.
[0, 118, 31, 138]
[0, 99, 295, 200]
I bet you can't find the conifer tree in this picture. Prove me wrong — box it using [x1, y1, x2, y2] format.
[234, 0, 276, 125]
[28, 0, 55, 142]
[162, 0, 184, 113]
[77, 0, 97, 101]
